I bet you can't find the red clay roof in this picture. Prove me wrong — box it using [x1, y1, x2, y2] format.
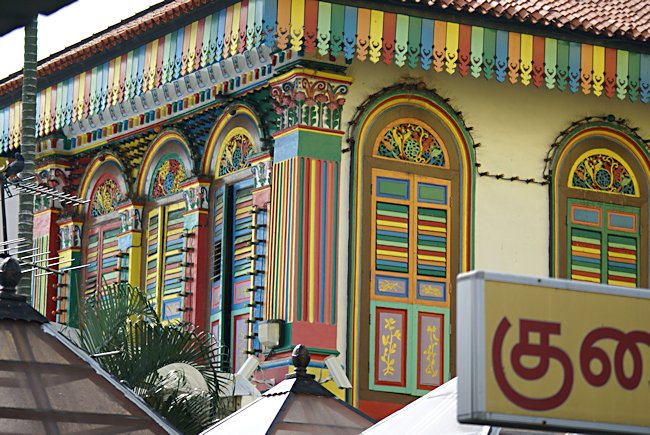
[1, 0, 648, 97]
[0, 0, 210, 96]
[398, 0, 650, 42]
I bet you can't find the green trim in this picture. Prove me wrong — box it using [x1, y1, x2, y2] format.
[275, 129, 343, 162]
[547, 119, 650, 278]
[346, 85, 476, 404]
[567, 198, 640, 285]
[368, 300, 450, 396]
[296, 158, 305, 320]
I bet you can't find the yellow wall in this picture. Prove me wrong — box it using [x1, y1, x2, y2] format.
[340, 61, 650, 277]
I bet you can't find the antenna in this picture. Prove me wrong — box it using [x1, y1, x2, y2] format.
[0, 153, 89, 280]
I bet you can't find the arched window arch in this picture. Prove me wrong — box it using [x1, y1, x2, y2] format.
[349, 87, 475, 408]
[78, 154, 129, 296]
[550, 121, 649, 288]
[136, 130, 193, 321]
[202, 105, 262, 372]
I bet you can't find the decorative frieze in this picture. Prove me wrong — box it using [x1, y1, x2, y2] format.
[269, 69, 351, 133]
[59, 221, 82, 250]
[251, 159, 271, 189]
[34, 164, 75, 212]
[183, 183, 210, 211]
[119, 206, 143, 233]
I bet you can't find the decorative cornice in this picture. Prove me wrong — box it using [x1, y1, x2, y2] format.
[181, 178, 210, 211]
[269, 68, 352, 133]
[1, 0, 649, 155]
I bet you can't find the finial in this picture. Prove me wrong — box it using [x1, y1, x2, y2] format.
[285, 344, 314, 380]
[0, 256, 25, 302]
[0, 256, 21, 293]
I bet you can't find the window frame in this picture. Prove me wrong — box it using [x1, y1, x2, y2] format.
[554, 136, 648, 288]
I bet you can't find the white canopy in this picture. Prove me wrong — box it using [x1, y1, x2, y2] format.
[362, 378, 489, 435]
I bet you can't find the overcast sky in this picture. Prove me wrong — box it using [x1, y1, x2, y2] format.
[0, 0, 161, 239]
[0, 0, 161, 80]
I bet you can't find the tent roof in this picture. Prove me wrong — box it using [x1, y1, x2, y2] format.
[202, 345, 375, 435]
[0, 256, 179, 434]
[363, 378, 581, 435]
[362, 378, 489, 435]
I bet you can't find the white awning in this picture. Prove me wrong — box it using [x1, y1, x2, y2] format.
[363, 378, 489, 435]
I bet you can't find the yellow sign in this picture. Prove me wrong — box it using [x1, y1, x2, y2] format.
[457, 271, 650, 434]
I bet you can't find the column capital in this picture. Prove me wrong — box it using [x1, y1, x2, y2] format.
[57, 218, 83, 251]
[181, 177, 211, 212]
[34, 161, 77, 212]
[269, 68, 352, 135]
[117, 201, 144, 234]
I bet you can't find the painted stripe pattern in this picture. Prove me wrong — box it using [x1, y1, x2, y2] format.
[250, 208, 268, 353]
[607, 234, 637, 287]
[210, 186, 225, 326]
[568, 200, 640, 287]
[376, 202, 409, 273]
[2, 1, 649, 152]
[85, 222, 123, 295]
[231, 182, 254, 309]
[372, 172, 450, 305]
[162, 204, 186, 299]
[265, 156, 338, 324]
[32, 235, 49, 314]
[145, 209, 161, 307]
[144, 203, 187, 320]
[417, 207, 446, 278]
[570, 227, 601, 283]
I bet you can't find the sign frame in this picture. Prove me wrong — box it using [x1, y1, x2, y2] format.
[457, 270, 650, 434]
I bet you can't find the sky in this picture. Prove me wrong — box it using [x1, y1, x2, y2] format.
[0, 0, 161, 239]
[0, 0, 161, 80]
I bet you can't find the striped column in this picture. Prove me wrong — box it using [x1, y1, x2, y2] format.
[56, 218, 83, 326]
[265, 67, 351, 356]
[180, 179, 211, 328]
[32, 208, 60, 321]
[117, 202, 144, 289]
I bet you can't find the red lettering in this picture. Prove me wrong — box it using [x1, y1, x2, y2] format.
[580, 327, 650, 390]
[492, 317, 574, 410]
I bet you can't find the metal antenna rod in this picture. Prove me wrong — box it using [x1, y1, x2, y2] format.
[18, 254, 51, 263]
[7, 180, 89, 205]
[35, 258, 72, 268]
[20, 259, 64, 276]
[34, 262, 88, 277]
[0, 238, 26, 246]
[13, 247, 40, 257]
[20, 253, 55, 264]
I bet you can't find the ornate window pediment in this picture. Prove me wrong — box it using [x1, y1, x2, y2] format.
[150, 155, 187, 199]
[569, 149, 638, 197]
[90, 177, 122, 217]
[217, 128, 256, 177]
[374, 119, 448, 168]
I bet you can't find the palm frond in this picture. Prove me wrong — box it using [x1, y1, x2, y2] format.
[75, 282, 235, 434]
[78, 282, 158, 356]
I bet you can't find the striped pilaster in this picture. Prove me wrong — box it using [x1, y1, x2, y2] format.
[265, 68, 350, 354]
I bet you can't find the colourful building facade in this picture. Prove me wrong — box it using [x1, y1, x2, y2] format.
[1, 0, 648, 420]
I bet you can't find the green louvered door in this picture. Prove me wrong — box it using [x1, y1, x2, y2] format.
[568, 199, 640, 287]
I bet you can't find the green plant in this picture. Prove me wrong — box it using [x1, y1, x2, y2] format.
[75, 282, 231, 434]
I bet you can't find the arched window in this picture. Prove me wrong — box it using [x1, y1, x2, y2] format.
[79, 155, 129, 297]
[202, 106, 262, 372]
[551, 121, 649, 288]
[349, 88, 475, 408]
[137, 130, 193, 321]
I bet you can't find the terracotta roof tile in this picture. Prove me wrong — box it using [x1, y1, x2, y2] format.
[398, 0, 650, 42]
[0, 0, 211, 96]
[1, 0, 647, 98]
